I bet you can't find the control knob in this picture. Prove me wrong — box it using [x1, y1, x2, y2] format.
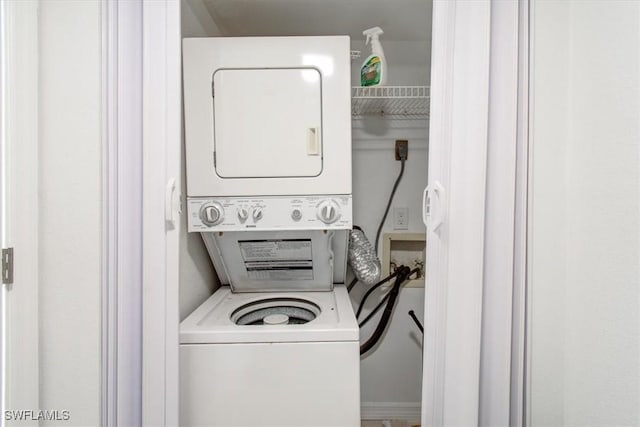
[200, 202, 224, 226]
[237, 207, 249, 223]
[252, 207, 264, 222]
[291, 208, 303, 221]
[317, 199, 341, 224]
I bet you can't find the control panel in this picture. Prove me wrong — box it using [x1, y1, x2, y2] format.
[188, 195, 352, 232]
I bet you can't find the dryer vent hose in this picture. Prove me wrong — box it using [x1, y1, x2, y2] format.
[348, 227, 381, 286]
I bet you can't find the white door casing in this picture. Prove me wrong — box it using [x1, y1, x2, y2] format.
[1, 2, 40, 424]
[510, 2, 530, 425]
[102, 0, 144, 425]
[135, 0, 530, 424]
[480, 1, 522, 426]
[142, 0, 182, 425]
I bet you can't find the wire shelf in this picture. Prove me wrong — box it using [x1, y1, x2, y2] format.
[352, 86, 430, 119]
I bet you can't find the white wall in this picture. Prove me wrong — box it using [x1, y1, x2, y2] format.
[351, 119, 428, 419]
[182, 0, 223, 38]
[350, 37, 429, 417]
[38, 1, 102, 425]
[350, 40, 430, 86]
[530, 2, 640, 425]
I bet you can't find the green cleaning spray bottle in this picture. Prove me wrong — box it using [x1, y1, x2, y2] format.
[360, 27, 387, 86]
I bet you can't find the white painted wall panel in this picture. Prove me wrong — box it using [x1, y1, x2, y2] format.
[530, 2, 640, 425]
[182, 0, 223, 38]
[38, 1, 102, 425]
[350, 40, 430, 86]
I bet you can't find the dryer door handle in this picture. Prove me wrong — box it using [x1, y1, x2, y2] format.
[307, 127, 320, 155]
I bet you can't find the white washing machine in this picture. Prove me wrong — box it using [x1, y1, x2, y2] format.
[180, 286, 359, 427]
[179, 228, 360, 426]
[180, 36, 359, 426]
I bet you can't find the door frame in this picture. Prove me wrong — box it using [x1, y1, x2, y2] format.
[101, 0, 144, 425]
[138, 0, 531, 425]
[422, 1, 529, 426]
[140, 1, 182, 426]
[510, 1, 530, 425]
[0, 0, 176, 426]
[0, 1, 40, 421]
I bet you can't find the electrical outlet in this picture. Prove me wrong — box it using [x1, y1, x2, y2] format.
[393, 207, 409, 230]
[395, 140, 408, 161]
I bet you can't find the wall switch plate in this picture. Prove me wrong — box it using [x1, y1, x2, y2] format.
[393, 206, 409, 230]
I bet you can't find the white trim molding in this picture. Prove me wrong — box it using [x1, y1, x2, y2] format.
[479, 1, 523, 426]
[510, 1, 530, 426]
[0, 0, 40, 419]
[101, 1, 118, 424]
[102, 0, 144, 425]
[142, 0, 182, 425]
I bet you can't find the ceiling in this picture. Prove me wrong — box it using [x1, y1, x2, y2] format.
[186, 0, 432, 42]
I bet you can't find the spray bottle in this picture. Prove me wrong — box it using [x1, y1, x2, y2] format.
[360, 26, 387, 86]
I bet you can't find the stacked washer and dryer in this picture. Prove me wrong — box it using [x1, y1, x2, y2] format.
[180, 37, 360, 426]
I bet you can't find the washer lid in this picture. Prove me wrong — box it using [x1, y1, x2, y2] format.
[201, 229, 348, 292]
[179, 285, 359, 343]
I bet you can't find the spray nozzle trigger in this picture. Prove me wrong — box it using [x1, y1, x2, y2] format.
[363, 26, 384, 46]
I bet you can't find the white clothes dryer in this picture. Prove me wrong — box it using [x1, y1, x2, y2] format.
[183, 36, 351, 199]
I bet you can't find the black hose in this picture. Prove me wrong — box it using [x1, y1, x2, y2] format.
[359, 291, 391, 327]
[360, 266, 412, 355]
[346, 277, 358, 293]
[358, 267, 421, 328]
[408, 310, 424, 334]
[355, 269, 401, 318]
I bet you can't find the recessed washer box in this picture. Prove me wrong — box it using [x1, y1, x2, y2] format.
[382, 232, 426, 288]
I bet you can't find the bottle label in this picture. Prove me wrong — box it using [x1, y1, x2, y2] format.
[361, 56, 382, 86]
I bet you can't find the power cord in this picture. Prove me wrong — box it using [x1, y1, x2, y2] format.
[349, 148, 407, 294]
[374, 157, 406, 253]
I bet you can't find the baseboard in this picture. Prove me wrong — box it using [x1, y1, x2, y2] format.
[361, 402, 421, 420]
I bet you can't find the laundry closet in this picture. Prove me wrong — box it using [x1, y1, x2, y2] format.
[178, 0, 431, 424]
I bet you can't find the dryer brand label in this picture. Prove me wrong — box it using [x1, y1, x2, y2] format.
[239, 239, 313, 281]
